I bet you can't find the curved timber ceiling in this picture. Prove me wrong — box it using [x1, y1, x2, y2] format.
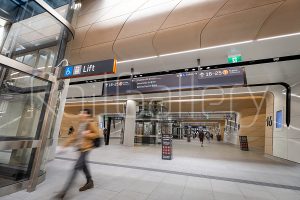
[67, 0, 300, 64]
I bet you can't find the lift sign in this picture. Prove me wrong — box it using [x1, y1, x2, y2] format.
[59, 59, 117, 79]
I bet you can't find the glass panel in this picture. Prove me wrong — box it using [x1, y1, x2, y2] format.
[0, 64, 51, 187]
[0, 148, 35, 187]
[0, 67, 51, 140]
[0, 1, 72, 71]
[23, 53, 37, 67]
[144, 122, 152, 136]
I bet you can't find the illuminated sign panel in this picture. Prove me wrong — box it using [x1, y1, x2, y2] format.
[59, 59, 117, 79]
[228, 55, 243, 63]
[102, 67, 246, 96]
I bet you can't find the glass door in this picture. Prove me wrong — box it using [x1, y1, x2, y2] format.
[0, 65, 51, 187]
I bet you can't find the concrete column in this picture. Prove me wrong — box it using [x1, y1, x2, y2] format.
[123, 100, 136, 147]
[98, 115, 104, 129]
[48, 79, 70, 160]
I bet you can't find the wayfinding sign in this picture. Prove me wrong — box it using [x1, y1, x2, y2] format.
[162, 134, 173, 160]
[198, 67, 245, 87]
[102, 66, 246, 96]
[59, 59, 117, 79]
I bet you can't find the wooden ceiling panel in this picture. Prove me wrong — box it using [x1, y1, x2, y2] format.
[82, 15, 129, 47]
[114, 33, 157, 60]
[162, 0, 227, 29]
[79, 0, 122, 17]
[76, 42, 114, 64]
[71, 26, 89, 50]
[201, 3, 281, 47]
[140, 0, 180, 10]
[154, 20, 207, 54]
[76, 6, 113, 28]
[256, 0, 300, 39]
[118, 1, 178, 39]
[217, 0, 283, 16]
[100, 0, 148, 21]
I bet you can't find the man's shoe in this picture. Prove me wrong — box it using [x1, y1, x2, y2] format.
[79, 180, 94, 192]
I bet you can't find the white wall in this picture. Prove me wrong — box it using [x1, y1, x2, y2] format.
[271, 84, 300, 163]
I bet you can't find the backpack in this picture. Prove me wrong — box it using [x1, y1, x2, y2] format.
[87, 122, 102, 148]
[93, 137, 102, 148]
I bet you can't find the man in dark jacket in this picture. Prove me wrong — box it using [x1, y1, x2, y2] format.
[198, 130, 204, 147]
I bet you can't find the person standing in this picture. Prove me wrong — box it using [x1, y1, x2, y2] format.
[198, 130, 204, 147]
[56, 109, 100, 199]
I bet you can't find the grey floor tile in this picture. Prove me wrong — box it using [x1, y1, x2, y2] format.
[182, 188, 214, 200]
[110, 190, 148, 200]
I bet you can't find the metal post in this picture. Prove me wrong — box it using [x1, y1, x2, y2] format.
[27, 68, 60, 192]
[106, 117, 112, 145]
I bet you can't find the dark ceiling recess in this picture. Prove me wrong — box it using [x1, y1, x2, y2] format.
[66, 55, 296, 128]
[69, 54, 300, 85]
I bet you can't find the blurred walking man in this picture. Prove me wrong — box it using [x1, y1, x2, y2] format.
[56, 109, 100, 199]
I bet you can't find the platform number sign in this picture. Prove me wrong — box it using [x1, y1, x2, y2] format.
[266, 116, 273, 127]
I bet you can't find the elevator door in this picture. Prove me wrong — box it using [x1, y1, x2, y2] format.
[0, 65, 51, 188]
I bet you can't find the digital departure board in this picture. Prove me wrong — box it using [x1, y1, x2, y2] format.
[102, 67, 246, 96]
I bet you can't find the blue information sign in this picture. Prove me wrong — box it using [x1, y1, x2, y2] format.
[59, 59, 117, 79]
[64, 66, 74, 77]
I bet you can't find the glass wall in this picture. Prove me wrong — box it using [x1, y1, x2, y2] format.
[0, 0, 75, 194]
[0, 0, 72, 73]
[0, 65, 51, 188]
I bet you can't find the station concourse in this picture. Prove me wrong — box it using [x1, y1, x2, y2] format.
[1, 0, 300, 199]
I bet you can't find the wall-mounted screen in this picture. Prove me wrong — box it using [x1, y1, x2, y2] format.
[276, 110, 283, 128]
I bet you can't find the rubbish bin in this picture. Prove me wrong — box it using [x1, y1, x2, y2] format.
[217, 134, 222, 141]
[239, 136, 249, 151]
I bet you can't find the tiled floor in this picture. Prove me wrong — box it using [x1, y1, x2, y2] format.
[58, 139, 300, 187]
[2, 139, 300, 200]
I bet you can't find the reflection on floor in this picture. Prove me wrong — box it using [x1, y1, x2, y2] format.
[3, 139, 300, 200]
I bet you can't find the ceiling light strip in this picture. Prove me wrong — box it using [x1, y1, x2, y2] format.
[116, 40, 253, 63]
[117, 56, 158, 64]
[116, 31, 300, 64]
[257, 32, 300, 41]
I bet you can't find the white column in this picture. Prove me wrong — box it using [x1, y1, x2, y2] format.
[48, 79, 70, 160]
[123, 100, 136, 147]
[98, 114, 104, 129]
